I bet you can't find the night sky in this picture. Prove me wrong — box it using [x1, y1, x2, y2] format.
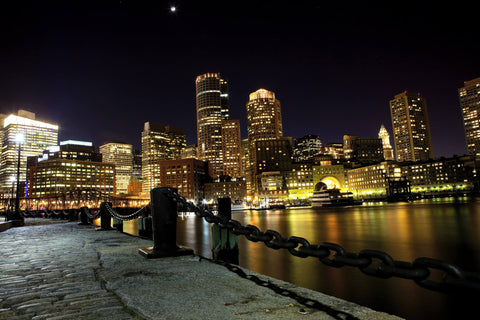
[1, 1, 478, 157]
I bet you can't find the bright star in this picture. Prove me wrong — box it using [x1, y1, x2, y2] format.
[170, 6, 176, 13]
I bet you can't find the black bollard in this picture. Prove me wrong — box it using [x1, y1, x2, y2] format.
[68, 209, 76, 222]
[138, 187, 193, 258]
[96, 202, 114, 231]
[78, 207, 89, 225]
[212, 197, 239, 264]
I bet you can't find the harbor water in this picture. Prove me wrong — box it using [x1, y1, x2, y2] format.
[123, 198, 480, 319]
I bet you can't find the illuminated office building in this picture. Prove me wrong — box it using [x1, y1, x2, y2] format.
[343, 135, 384, 164]
[378, 124, 394, 161]
[0, 110, 58, 193]
[246, 89, 283, 198]
[196, 73, 229, 177]
[221, 119, 242, 178]
[29, 140, 115, 198]
[204, 178, 246, 204]
[99, 142, 133, 196]
[181, 144, 198, 159]
[459, 77, 480, 156]
[322, 143, 344, 159]
[141, 122, 186, 194]
[253, 137, 293, 174]
[390, 92, 433, 162]
[158, 158, 209, 202]
[293, 134, 322, 162]
[246, 89, 282, 142]
[36, 140, 101, 162]
[400, 156, 476, 195]
[346, 161, 402, 198]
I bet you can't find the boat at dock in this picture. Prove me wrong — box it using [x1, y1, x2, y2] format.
[311, 182, 361, 207]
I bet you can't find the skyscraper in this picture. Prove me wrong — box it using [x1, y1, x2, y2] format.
[141, 122, 186, 194]
[378, 124, 394, 161]
[221, 119, 242, 178]
[0, 110, 58, 192]
[246, 89, 284, 198]
[195, 73, 229, 177]
[99, 142, 133, 196]
[459, 77, 480, 156]
[246, 89, 283, 142]
[390, 92, 433, 162]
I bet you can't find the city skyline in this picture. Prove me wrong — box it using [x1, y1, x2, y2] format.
[1, 1, 478, 157]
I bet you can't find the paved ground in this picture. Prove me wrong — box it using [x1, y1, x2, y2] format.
[0, 219, 403, 319]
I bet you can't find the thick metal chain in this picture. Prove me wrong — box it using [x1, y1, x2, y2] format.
[167, 190, 480, 294]
[103, 202, 149, 221]
[80, 206, 100, 219]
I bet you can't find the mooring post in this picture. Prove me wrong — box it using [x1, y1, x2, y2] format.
[212, 197, 239, 264]
[138, 187, 193, 258]
[96, 202, 113, 231]
[78, 207, 89, 225]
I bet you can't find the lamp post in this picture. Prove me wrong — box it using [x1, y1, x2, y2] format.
[12, 133, 24, 221]
[8, 176, 15, 220]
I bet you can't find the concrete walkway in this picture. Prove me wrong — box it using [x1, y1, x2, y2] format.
[0, 220, 403, 320]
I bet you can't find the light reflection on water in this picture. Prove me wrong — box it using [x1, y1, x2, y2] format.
[118, 198, 480, 320]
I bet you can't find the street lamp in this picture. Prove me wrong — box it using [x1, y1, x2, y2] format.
[8, 176, 15, 220]
[12, 132, 24, 221]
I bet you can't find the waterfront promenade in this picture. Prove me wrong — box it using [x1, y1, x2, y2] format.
[0, 219, 402, 319]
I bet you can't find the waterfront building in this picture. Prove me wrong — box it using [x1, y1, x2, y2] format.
[99, 142, 133, 196]
[459, 77, 480, 156]
[221, 119, 242, 178]
[390, 92, 433, 162]
[196, 73, 229, 177]
[0, 110, 58, 194]
[312, 164, 346, 190]
[284, 163, 314, 203]
[204, 178, 246, 204]
[378, 124, 395, 161]
[141, 122, 186, 194]
[399, 155, 476, 195]
[158, 158, 209, 202]
[256, 171, 288, 207]
[29, 141, 115, 205]
[293, 134, 322, 162]
[343, 135, 384, 164]
[346, 161, 402, 199]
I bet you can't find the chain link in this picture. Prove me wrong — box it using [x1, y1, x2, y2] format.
[166, 190, 480, 294]
[103, 202, 149, 221]
[80, 206, 100, 219]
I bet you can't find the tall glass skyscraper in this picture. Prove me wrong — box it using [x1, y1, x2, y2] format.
[390, 92, 433, 162]
[195, 73, 229, 177]
[0, 110, 58, 193]
[459, 77, 480, 156]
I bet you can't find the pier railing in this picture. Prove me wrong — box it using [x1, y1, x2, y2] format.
[10, 187, 480, 294]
